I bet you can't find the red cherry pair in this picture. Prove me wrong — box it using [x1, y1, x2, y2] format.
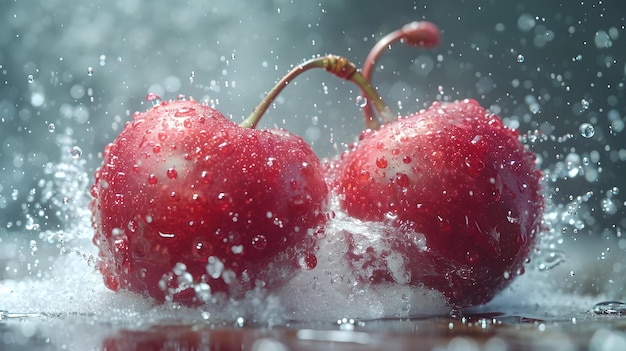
[90, 21, 543, 307]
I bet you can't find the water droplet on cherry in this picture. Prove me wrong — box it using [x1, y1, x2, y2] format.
[376, 156, 388, 169]
[298, 253, 317, 270]
[396, 173, 410, 187]
[147, 174, 158, 185]
[166, 168, 178, 179]
[200, 170, 211, 184]
[358, 170, 370, 181]
[193, 240, 212, 258]
[127, 220, 138, 233]
[174, 107, 196, 118]
[218, 141, 233, 155]
[146, 93, 162, 106]
[251, 235, 268, 250]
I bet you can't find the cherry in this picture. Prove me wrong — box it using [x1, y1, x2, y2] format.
[90, 56, 388, 304]
[333, 22, 544, 306]
[90, 97, 327, 303]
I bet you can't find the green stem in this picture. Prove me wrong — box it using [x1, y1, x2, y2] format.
[361, 21, 441, 126]
[241, 55, 391, 131]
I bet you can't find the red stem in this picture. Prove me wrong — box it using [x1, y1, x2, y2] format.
[361, 21, 441, 126]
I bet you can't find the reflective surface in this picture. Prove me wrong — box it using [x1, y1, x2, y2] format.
[2, 310, 626, 350]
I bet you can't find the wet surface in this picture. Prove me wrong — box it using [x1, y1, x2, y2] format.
[2, 309, 626, 350]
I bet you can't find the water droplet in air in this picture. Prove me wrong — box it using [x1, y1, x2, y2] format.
[322, 84, 329, 95]
[173, 262, 187, 275]
[355, 96, 368, 108]
[579, 123, 595, 138]
[87, 66, 94, 76]
[517, 13, 536, 32]
[70, 146, 82, 159]
[580, 98, 590, 110]
[206, 256, 224, 279]
[27, 74, 34, 83]
[594, 30, 613, 49]
[529, 103, 540, 114]
[592, 301, 626, 315]
[537, 250, 566, 271]
[222, 270, 236, 284]
[194, 283, 212, 303]
[516, 54, 525, 63]
[48, 123, 55, 133]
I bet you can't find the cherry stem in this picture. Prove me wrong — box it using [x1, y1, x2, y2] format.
[361, 21, 441, 127]
[241, 55, 392, 130]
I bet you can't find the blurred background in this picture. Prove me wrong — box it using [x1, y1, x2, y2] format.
[0, 0, 625, 303]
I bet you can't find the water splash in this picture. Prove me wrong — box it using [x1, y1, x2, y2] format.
[592, 301, 626, 315]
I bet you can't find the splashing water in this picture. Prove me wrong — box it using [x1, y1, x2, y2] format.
[0, 125, 586, 322]
[2, 2, 625, 349]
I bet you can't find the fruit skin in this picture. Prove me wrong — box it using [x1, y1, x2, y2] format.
[335, 99, 544, 307]
[90, 98, 328, 303]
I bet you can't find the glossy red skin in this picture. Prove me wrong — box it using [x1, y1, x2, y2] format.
[90, 99, 328, 303]
[335, 99, 544, 307]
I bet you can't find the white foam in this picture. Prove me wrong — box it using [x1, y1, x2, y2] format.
[277, 215, 449, 321]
